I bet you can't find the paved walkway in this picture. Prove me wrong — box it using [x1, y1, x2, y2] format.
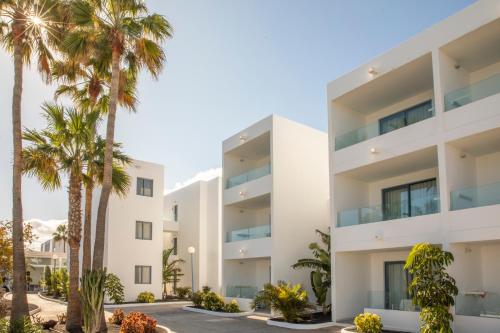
[5, 293, 66, 320]
[107, 304, 345, 333]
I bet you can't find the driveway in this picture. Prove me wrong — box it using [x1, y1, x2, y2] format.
[108, 304, 344, 333]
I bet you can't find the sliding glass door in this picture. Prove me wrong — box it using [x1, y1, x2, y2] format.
[382, 178, 438, 220]
[385, 261, 411, 310]
[379, 100, 433, 135]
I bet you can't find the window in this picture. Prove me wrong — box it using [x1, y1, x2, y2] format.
[384, 261, 412, 310]
[137, 178, 154, 197]
[135, 221, 152, 240]
[173, 205, 178, 222]
[173, 237, 178, 255]
[382, 178, 438, 220]
[135, 266, 151, 284]
[379, 100, 433, 135]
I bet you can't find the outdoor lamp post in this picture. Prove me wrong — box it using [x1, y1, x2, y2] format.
[188, 246, 196, 292]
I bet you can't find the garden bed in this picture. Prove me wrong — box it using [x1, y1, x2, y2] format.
[45, 323, 170, 333]
[341, 327, 411, 333]
[183, 305, 254, 317]
[1, 298, 40, 317]
[267, 312, 336, 330]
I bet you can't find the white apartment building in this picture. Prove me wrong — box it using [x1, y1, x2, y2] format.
[222, 115, 330, 310]
[25, 249, 66, 291]
[40, 237, 68, 254]
[88, 159, 164, 302]
[328, 1, 500, 332]
[163, 177, 222, 293]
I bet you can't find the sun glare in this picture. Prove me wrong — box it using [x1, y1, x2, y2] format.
[30, 16, 44, 26]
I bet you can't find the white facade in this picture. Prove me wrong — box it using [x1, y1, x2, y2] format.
[163, 177, 222, 293]
[88, 159, 165, 302]
[328, 1, 500, 332]
[222, 115, 330, 310]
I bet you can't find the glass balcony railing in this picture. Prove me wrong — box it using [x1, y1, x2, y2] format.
[445, 73, 500, 112]
[226, 285, 259, 299]
[226, 164, 271, 189]
[226, 224, 271, 242]
[337, 197, 440, 227]
[367, 291, 419, 312]
[335, 101, 435, 150]
[450, 181, 500, 211]
[455, 293, 500, 318]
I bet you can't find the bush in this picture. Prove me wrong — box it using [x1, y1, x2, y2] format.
[120, 312, 157, 333]
[354, 313, 382, 333]
[57, 312, 67, 324]
[0, 302, 7, 319]
[105, 273, 125, 304]
[191, 291, 203, 307]
[0, 317, 43, 333]
[175, 287, 191, 299]
[203, 292, 225, 312]
[252, 281, 310, 323]
[137, 291, 155, 303]
[225, 300, 240, 313]
[109, 309, 125, 325]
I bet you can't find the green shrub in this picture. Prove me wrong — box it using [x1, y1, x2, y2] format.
[105, 273, 125, 304]
[0, 317, 43, 333]
[354, 313, 382, 333]
[44, 266, 52, 295]
[137, 291, 155, 303]
[120, 312, 157, 333]
[252, 281, 310, 323]
[175, 287, 191, 299]
[191, 291, 203, 307]
[109, 309, 125, 325]
[201, 285, 211, 293]
[202, 292, 225, 312]
[224, 300, 240, 313]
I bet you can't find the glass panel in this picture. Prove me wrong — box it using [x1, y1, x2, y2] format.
[450, 181, 500, 210]
[226, 224, 271, 242]
[143, 222, 152, 240]
[406, 100, 434, 125]
[379, 112, 406, 135]
[226, 164, 271, 189]
[135, 222, 142, 239]
[383, 186, 409, 220]
[445, 73, 500, 111]
[136, 178, 143, 196]
[385, 262, 411, 311]
[135, 266, 140, 283]
[410, 179, 439, 217]
[226, 285, 259, 299]
[144, 179, 153, 197]
[368, 291, 418, 312]
[142, 266, 151, 284]
[335, 122, 379, 150]
[455, 293, 500, 318]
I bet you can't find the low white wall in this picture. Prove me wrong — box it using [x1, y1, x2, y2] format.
[365, 308, 419, 333]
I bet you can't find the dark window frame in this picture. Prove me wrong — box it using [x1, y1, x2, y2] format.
[173, 237, 178, 255]
[136, 177, 154, 197]
[134, 265, 152, 284]
[135, 221, 153, 240]
[173, 204, 178, 222]
[384, 261, 412, 310]
[379, 100, 433, 135]
[382, 178, 437, 220]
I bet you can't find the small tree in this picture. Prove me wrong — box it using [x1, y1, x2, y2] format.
[44, 266, 52, 294]
[104, 273, 125, 304]
[405, 243, 458, 333]
[291, 229, 331, 314]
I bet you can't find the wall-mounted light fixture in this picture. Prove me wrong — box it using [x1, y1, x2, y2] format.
[239, 134, 248, 143]
[370, 147, 378, 154]
[239, 190, 246, 197]
[368, 67, 378, 76]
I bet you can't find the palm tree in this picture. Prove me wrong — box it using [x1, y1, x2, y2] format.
[63, 0, 173, 271]
[52, 224, 68, 253]
[162, 248, 184, 298]
[23, 103, 100, 332]
[51, 58, 135, 273]
[291, 229, 331, 314]
[0, 0, 64, 321]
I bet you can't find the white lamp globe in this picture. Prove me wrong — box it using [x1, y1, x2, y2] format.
[188, 246, 196, 254]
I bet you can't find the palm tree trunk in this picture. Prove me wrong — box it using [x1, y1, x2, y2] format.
[93, 45, 121, 333]
[66, 171, 83, 333]
[82, 183, 93, 272]
[10, 18, 29, 323]
[93, 48, 121, 270]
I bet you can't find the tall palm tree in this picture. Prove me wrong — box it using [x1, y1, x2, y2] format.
[52, 224, 68, 253]
[63, 0, 173, 271]
[51, 58, 135, 272]
[23, 103, 100, 332]
[0, 0, 63, 321]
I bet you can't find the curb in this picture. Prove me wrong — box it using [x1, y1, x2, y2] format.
[157, 324, 173, 333]
[37, 292, 67, 305]
[182, 306, 255, 317]
[104, 300, 192, 309]
[3, 292, 41, 316]
[267, 319, 337, 330]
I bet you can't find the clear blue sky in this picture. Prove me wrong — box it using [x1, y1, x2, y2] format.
[0, 0, 475, 223]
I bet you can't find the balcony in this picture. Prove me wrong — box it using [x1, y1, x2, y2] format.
[338, 196, 440, 227]
[335, 100, 435, 150]
[445, 73, 500, 112]
[456, 293, 500, 319]
[226, 285, 259, 299]
[450, 182, 500, 211]
[367, 291, 418, 312]
[226, 224, 271, 242]
[226, 164, 271, 189]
